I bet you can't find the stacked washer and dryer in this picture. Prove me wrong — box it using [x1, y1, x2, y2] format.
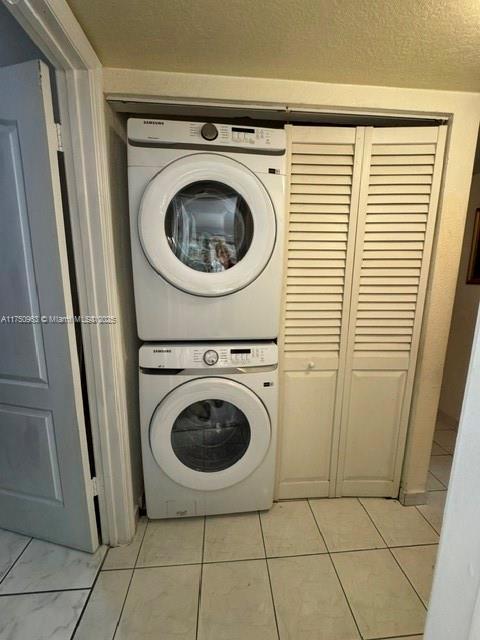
[127, 119, 286, 518]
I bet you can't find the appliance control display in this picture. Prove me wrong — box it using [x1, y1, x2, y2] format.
[200, 123, 218, 141]
[128, 119, 285, 153]
[139, 343, 278, 369]
[203, 349, 219, 366]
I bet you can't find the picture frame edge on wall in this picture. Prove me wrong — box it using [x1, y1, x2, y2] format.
[466, 207, 480, 285]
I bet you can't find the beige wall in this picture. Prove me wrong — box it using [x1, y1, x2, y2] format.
[104, 102, 143, 509]
[439, 174, 480, 423]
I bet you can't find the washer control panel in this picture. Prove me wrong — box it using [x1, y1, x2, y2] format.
[128, 118, 285, 153]
[139, 342, 278, 369]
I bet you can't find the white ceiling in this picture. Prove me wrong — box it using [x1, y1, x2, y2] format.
[67, 0, 480, 92]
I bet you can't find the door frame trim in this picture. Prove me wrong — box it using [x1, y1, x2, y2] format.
[5, 0, 136, 545]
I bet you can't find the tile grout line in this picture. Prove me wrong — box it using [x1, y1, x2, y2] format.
[414, 501, 443, 537]
[69, 545, 110, 639]
[357, 499, 430, 617]
[415, 467, 448, 537]
[431, 437, 449, 455]
[0, 587, 95, 598]
[369, 634, 424, 639]
[427, 467, 448, 489]
[307, 499, 364, 640]
[195, 516, 206, 640]
[358, 496, 439, 556]
[387, 546, 429, 612]
[109, 518, 150, 640]
[357, 498, 389, 547]
[87, 537, 443, 576]
[357, 499, 430, 632]
[258, 511, 281, 640]
[0, 537, 32, 588]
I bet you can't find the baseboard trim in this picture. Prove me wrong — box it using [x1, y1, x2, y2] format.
[399, 488, 428, 506]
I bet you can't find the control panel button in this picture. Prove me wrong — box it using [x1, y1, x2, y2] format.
[203, 349, 219, 366]
[201, 123, 218, 141]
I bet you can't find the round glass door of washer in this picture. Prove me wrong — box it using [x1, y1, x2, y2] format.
[149, 378, 271, 491]
[138, 154, 277, 297]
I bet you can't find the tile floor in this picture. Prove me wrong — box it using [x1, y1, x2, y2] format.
[0, 419, 455, 640]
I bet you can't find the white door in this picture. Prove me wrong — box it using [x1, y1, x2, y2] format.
[150, 377, 271, 490]
[0, 60, 98, 552]
[335, 125, 447, 497]
[139, 154, 277, 296]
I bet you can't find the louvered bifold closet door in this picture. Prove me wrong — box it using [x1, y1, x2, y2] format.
[278, 126, 363, 499]
[336, 125, 447, 497]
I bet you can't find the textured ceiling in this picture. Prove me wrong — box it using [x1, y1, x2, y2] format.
[67, 0, 480, 91]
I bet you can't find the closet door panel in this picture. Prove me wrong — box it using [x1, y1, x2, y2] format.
[336, 125, 447, 497]
[278, 371, 336, 498]
[279, 126, 363, 497]
[341, 370, 406, 496]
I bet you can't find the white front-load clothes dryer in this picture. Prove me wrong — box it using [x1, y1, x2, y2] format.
[128, 119, 286, 341]
[139, 342, 278, 518]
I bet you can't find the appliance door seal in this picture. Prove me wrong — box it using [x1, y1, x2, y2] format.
[138, 153, 277, 297]
[149, 377, 271, 490]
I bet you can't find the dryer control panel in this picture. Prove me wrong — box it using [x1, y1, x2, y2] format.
[139, 342, 278, 369]
[128, 118, 286, 153]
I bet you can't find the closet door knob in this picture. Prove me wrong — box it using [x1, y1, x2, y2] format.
[307, 361, 315, 369]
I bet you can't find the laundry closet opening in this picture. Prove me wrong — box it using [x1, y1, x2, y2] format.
[104, 98, 449, 507]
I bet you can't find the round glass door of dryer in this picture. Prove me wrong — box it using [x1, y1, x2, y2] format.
[164, 181, 254, 274]
[149, 378, 271, 491]
[138, 154, 276, 297]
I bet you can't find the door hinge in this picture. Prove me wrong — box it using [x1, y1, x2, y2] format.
[55, 123, 63, 152]
[91, 476, 99, 497]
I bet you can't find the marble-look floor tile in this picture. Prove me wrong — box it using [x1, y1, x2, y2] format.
[433, 430, 457, 454]
[332, 549, 426, 639]
[0, 540, 106, 594]
[430, 442, 447, 455]
[392, 545, 438, 605]
[198, 559, 277, 640]
[426, 472, 446, 491]
[115, 565, 200, 640]
[73, 569, 132, 640]
[434, 415, 455, 431]
[309, 498, 385, 553]
[102, 517, 147, 570]
[360, 499, 438, 547]
[269, 554, 360, 639]
[429, 455, 453, 486]
[417, 491, 447, 534]
[260, 500, 326, 558]
[0, 590, 88, 640]
[0, 528, 30, 580]
[136, 517, 204, 567]
[204, 512, 264, 563]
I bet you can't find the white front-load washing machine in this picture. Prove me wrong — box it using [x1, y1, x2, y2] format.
[128, 119, 286, 341]
[139, 342, 278, 518]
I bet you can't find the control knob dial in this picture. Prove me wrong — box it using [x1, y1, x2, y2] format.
[200, 123, 218, 141]
[203, 349, 219, 366]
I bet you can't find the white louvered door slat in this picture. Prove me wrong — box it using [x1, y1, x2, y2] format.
[336, 125, 447, 497]
[278, 126, 363, 499]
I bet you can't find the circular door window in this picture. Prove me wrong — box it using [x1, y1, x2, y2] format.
[164, 181, 254, 273]
[171, 399, 251, 472]
[138, 154, 277, 297]
[150, 378, 271, 491]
